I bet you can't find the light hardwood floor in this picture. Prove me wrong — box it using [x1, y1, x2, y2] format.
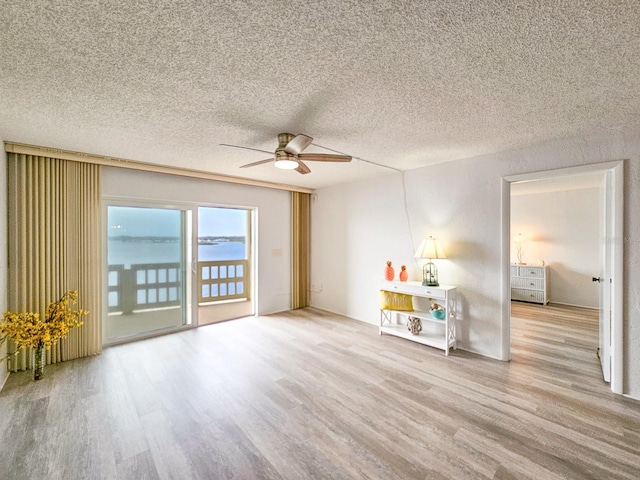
[1, 303, 639, 479]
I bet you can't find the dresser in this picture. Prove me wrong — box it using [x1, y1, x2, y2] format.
[510, 265, 549, 304]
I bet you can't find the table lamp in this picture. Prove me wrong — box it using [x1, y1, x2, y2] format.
[415, 236, 447, 286]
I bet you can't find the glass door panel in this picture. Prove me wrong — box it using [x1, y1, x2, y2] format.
[197, 206, 253, 324]
[106, 206, 190, 342]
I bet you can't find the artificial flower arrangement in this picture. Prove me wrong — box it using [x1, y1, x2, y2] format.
[0, 290, 88, 380]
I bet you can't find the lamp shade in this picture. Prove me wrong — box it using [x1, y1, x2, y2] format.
[415, 236, 447, 260]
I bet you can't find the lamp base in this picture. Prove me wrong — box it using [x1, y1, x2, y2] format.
[422, 261, 439, 287]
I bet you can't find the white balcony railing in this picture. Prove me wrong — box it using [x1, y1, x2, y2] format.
[198, 259, 250, 304]
[108, 259, 250, 313]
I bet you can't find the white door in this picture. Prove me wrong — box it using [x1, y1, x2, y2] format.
[598, 173, 612, 383]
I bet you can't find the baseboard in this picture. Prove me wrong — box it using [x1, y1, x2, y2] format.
[548, 301, 598, 310]
[307, 304, 374, 324]
[0, 368, 9, 393]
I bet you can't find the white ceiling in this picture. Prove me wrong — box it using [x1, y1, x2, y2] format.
[1, 1, 639, 190]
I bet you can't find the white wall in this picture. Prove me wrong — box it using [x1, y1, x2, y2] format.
[511, 187, 600, 308]
[0, 138, 8, 390]
[102, 167, 292, 316]
[311, 131, 640, 398]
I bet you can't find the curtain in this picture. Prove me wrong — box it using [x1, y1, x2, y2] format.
[291, 191, 310, 309]
[7, 154, 102, 371]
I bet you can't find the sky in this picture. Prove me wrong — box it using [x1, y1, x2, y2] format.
[108, 206, 247, 237]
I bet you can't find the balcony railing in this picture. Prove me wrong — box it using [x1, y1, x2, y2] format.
[198, 259, 250, 304]
[108, 262, 182, 314]
[108, 259, 250, 313]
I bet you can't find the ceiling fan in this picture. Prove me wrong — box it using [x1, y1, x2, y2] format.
[220, 133, 351, 175]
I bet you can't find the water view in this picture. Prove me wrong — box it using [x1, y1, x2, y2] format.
[108, 238, 246, 266]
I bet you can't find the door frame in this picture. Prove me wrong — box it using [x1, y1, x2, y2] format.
[501, 161, 624, 394]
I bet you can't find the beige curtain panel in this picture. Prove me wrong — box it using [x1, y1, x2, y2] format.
[7, 154, 102, 371]
[291, 191, 310, 309]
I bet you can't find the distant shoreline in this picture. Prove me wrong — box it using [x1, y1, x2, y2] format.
[109, 236, 245, 245]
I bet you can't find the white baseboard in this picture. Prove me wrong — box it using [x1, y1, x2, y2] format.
[548, 301, 598, 310]
[624, 393, 640, 402]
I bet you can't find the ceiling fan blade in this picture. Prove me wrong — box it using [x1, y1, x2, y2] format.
[284, 134, 313, 155]
[295, 160, 311, 175]
[298, 153, 352, 162]
[240, 158, 274, 168]
[220, 144, 273, 155]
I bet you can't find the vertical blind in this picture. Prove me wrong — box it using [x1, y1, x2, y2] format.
[7, 154, 102, 371]
[291, 191, 310, 309]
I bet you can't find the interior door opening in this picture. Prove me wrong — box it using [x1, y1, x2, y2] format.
[503, 162, 623, 394]
[509, 174, 602, 383]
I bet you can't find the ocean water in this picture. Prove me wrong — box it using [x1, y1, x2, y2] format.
[108, 241, 246, 266]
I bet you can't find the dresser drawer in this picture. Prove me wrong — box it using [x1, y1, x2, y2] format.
[511, 288, 544, 303]
[518, 266, 545, 278]
[511, 277, 544, 290]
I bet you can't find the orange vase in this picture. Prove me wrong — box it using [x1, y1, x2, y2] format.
[399, 265, 408, 281]
[384, 261, 395, 281]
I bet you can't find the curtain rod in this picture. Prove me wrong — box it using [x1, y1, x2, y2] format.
[4, 142, 314, 194]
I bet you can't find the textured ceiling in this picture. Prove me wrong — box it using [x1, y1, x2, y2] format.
[1, 1, 639, 189]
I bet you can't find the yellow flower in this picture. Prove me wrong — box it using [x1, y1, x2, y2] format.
[0, 290, 88, 352]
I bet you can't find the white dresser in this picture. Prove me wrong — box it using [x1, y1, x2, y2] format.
[510, 265, 549, 304]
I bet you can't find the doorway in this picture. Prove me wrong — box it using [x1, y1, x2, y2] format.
[501, 161, 624, 394]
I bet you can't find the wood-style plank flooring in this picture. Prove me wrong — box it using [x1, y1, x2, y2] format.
[1, 303, 640, 479]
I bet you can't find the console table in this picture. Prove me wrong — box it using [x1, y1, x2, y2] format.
[379, 281, 457, 355]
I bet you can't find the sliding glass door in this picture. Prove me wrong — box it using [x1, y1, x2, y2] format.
[196, 206, 253, 324]
[105, 205, 192, 342]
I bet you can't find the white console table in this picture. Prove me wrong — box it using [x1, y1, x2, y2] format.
[379, 281, 458, 355]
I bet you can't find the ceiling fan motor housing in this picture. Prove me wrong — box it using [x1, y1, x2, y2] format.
[277, 133, 296, 149]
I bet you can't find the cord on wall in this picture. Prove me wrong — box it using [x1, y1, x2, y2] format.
[313, 142, 416, 272]
[399, 170, 421, 272]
